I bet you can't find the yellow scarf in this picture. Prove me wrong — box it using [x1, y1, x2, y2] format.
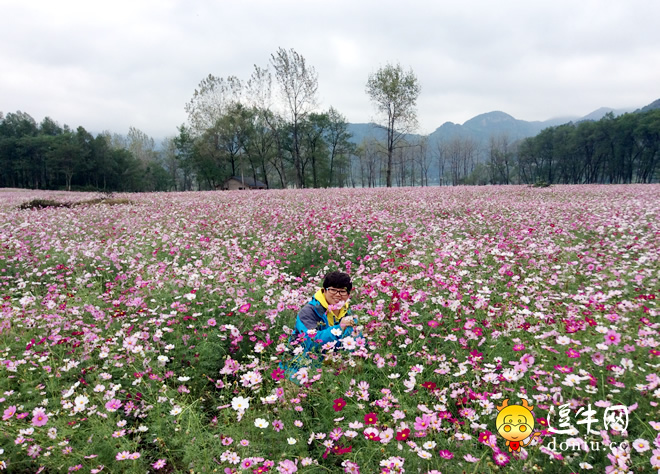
[314, 289, 349, 327]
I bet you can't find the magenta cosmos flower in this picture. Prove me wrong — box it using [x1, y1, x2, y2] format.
[333, 398, 347, 412]
[493, 450, 510, 466]
[438, 449, 454, 459]
[604, 330, 621, 345]
[271, 368, 285, 381]
[566, 348, 581, 358]
[364, 412, 378, 424]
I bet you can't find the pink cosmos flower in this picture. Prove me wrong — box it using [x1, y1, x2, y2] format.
[493, 449, 510, 466]
[116, 451, 131, 461]
[272, 420, 284, 432]
[27, 444, 42, 458]
[2, 405, 16, 421]
[592, 352, 605, 366]
[238, 303, 251, 313]
[277, 459, 298, 474]
[105, 399, 122, 412]
[152, 459, 167, 470]
[414, 414, 432, 431]
[31, 409, 48, 427]
[651, 448, 660, 469]
[207, 318, 217, 327]
[554, 365, 573, 374]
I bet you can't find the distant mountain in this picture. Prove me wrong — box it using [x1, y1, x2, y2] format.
[347, 99, 658, 149]
[345, 123, 388, 145]
[577, 106, 635, 122]
[347, 111, 566, 148]
[637, 98, 660, 113]
[432, 111, 554, 143]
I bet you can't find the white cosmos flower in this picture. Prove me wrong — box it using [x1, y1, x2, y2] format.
[231, 396, 250, 412]
[330, 328, 342, 337]
[556, 336, 571, 345]
[254, 418, 269, 428]
[417, 450, 432, 459]
[170, 406, 182, 416]
[287, 438, 297, 445]
[73, 395, 89, 411]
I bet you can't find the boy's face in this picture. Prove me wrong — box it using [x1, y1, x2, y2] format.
[323, 287, 349, 306]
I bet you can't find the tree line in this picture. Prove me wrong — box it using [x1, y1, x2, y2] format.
[1, 46, 658, 191]
[0, 112, 171, 192]
[514, 110, 660, 184]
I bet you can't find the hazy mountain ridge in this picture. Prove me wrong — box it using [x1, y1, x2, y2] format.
[637, 98, 660, 113]
[347, 100, 654, 147]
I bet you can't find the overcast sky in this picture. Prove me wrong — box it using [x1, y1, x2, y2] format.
[2, 0, 659, 140]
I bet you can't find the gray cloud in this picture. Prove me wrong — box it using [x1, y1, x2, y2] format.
[1, 0, 659, 139]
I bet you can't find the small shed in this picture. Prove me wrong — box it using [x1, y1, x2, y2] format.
[221, 176, 267, 190]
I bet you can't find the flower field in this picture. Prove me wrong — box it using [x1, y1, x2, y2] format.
[0, 185, 658, 473]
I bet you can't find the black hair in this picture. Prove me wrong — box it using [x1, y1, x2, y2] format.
[323, 271, 352, 293]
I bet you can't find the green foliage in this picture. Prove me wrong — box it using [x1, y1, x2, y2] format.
[518, 109, 660, 184]
[0, 112, 175, 192]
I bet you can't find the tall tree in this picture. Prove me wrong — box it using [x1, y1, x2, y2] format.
[185, 74, 243, 134]
[366, 63, 421, 187]
[300, 112, 330, 188]
[127, 126, 156, 164]
[173, 124, 197, 191]
[270, 47, 319, 188]
[324, 107, 354, 187]
[488, 133, 514, 184]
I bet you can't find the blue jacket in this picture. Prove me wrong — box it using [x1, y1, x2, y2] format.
[293, 289, 353, 352]
[279, 289, 357, 382]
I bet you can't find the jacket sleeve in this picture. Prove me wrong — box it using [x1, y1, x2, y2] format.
[295, 305, 343, 351]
